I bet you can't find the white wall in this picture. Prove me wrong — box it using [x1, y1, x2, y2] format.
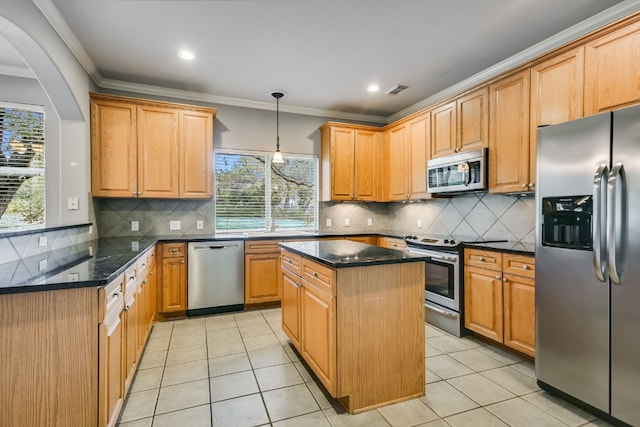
[0, 0, 95, 227]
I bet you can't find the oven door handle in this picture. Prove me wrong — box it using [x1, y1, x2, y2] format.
[426, 304, 458, 319]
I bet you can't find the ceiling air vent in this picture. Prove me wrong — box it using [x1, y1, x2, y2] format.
[386, 84, 409, 96]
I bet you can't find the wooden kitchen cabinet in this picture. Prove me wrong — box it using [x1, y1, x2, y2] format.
[320, 123, 382, 201]
[280, 248, 424, 413]
[245, 239, 282, 306]
[431, 87, 488, 159]
[383, 112, 431, 201]
[123, 265, 139, 391]
[377, 236, 407, 250]
[159, 243, 187, 313]
[530, 46, 585, 193]
[90, 93, 215, 199]
[464, 248, 536, 357]
[99, 275, 125, 427]
[431, 101, 457, 158]
[489, 70, 532, 193]
[585, 20, 640, 116]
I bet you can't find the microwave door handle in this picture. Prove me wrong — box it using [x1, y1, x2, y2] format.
[463, 161, 471, 186]
[607, 163, 626, 285]
[593, 164, 608, 282]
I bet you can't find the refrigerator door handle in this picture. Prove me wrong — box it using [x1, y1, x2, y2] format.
[607, 162, 626, 284]
[593, 164, 608, 282]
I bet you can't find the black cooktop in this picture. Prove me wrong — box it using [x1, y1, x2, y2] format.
[404, 235, 508, 251]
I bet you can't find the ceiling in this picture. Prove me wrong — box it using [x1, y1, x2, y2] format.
[1, 0, 632, 122]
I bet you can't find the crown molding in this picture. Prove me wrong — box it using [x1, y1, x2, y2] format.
[33, 0, 103, 84]
[388, 0, 640, 123]
[99, 78, 388, 123]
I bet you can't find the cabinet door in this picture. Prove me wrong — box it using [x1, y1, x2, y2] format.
[464, 266, 503, 342]
[408, 112, 431, 199]
[531, 47, 584, 192]
[458, 87, 488, 152]
[281, 267, 302, 349]
[503, 273, 535, 357]
[137, 105, 180, 197]
[301, 283, 336, 396]
[330, 127, 355, 200]
[99, 309, 124, 427]
[245, 253, 281, 304]
[180, 110, 213, 199]
[585, 20, 640, 115]
[384, 124, 409, 201]
[91, 99, 137, 197]
[147, 262, 157, 326]
[353, 129, 380, 201]
[123, 295, 138, 391]
[431, 101, 457, 158]
[161, 257, 187, 312]
[489, 70, 531, 193]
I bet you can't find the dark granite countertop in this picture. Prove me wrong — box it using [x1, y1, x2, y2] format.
[0, 229, 532, 295]
[463, 241, 535, 256]
[279, 240, 430, 268]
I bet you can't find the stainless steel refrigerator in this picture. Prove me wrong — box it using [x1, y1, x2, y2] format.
[536, 105, 640, 426]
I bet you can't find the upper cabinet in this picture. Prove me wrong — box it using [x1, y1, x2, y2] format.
[530, 46, 585, 192]
[383, 112, 431, 201]
[90, 93, 216, 199]
[320, 123, 382, 201]
[431, 87, 488, 159]
[585, 20, 640, 115]
[489, 70, 531, 193]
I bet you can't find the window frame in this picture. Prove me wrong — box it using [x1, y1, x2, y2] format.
[214, 148, 319, 233]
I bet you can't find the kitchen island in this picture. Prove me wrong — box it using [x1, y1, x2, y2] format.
[279, 240, 428, 414]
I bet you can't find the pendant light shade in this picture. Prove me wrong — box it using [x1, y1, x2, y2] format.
[271, 91, 285, 164]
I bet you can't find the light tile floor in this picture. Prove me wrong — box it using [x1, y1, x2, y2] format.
[117, 308, 611, 427]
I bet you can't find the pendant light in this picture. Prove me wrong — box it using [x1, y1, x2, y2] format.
[271, 91, 285, 164]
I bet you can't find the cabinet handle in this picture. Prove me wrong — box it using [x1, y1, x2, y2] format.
[503, 278, 508, 282]
[112, 291, 121, 299]
[312, 272, 318, 277]
[181, 260, 185, 264]
[478, 257, 484, 262]
[529, 182, 535, 188]
[521, 183, 527, 188]
[287, 259, 292, 263]
[170, 248, 177, 252]
[124, 305, 130, 311]
[522, 265, 529, 270]
[495, 275, 501, 280]
[128, 276, 135, 282]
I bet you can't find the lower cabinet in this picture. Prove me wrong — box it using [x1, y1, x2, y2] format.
[376, 236, 407, 250]
[99, 305, 124, 427]
[280, 248, 424, 413]
[245, 240, 282, 305]
[159, 243, 187, 313]
[464, 248, 536, 357]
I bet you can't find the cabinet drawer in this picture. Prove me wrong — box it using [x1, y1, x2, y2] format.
[377, 236, 407, 250]
[301, 258, 335, 295]
[124, 265, 138, 297]
[246, 239, 281, 254]
[503, 254, 535, 279]
[281, 251, 302, 275]
[100, 274, 124, 321]
[465, 249, 502, 271]
[162, 243, 186, 258]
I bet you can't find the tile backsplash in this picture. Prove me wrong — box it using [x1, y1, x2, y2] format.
[95, 193, 535, 243]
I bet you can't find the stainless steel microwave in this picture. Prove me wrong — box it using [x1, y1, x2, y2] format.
[427, 148, 487, 194]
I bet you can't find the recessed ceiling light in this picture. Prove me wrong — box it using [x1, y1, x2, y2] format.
[178, 50, 195, 60]
[367, 84, 380, 93]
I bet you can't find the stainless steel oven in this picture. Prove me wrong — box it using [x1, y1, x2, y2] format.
[406, 243, 463, 336]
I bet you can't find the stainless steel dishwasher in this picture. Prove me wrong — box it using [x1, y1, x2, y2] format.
[187, 240, 245, 316]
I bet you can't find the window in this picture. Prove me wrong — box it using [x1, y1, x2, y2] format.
[215, 151, 318, 232]
[0, 103, 45, 230]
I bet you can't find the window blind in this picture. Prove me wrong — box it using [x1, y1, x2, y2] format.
[0, 104, 45, 229]
[215, 151, 317, 232]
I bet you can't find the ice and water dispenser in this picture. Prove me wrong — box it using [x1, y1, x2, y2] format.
[541, 196, 593, 250]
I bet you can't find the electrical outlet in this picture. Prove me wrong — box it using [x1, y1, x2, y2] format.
[326, 218, 332, 227]
[367, 218, 373, 227]
[196, 220, 204, 230]
[131, 241, 139, 251]
[417, 219, 422, 228]
[131, 220, 139, 231]
[38, 259, 47, 271]
[344, 218, 350, 227]
[67, 197, 79, 210]
[38, 236, 47, 247]
[89, 225, 93, 234]
[68, 272, 79, 282]
[169, 220, 181, 231]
